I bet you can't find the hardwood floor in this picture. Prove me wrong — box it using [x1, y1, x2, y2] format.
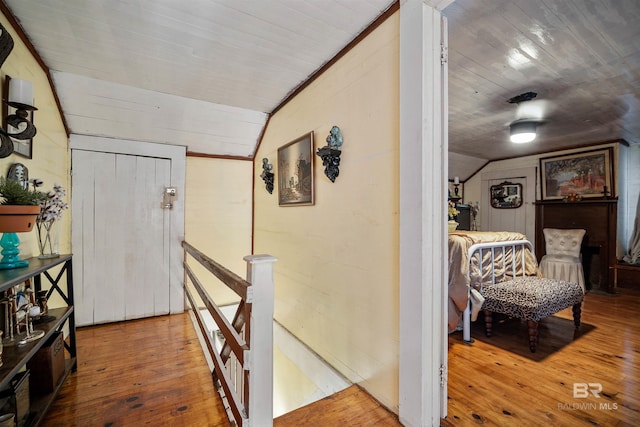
[40, 289, 639, 426]
[274, 385, 401, 427]
[40, 313, 401, 427]
[41, 313, 229, 427]
[446, 289, 640, 426]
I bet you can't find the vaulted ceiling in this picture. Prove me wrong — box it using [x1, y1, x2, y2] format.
[3, 0, 639, 178]
[3, 0, 397, 158]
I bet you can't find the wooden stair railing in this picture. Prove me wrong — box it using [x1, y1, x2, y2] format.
[183, 241, 277, 427]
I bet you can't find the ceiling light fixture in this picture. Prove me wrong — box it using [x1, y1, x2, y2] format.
[509, 120, 537, 143]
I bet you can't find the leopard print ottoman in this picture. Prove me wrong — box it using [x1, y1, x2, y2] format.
[480, 276, 584, 353]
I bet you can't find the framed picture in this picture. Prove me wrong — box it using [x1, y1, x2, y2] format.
[539, 148, 613, 200]
[490, 181, 523, 209]
[278, 131, 314, 206]
[2, 76, 34, 159]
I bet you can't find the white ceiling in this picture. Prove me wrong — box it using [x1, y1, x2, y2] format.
[443, 0, 640, 178]
[4, 0, 396, 157]
[3, 0, 639, 176]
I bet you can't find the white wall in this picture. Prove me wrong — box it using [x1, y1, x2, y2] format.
[185, 157, 253, 304]
[458, 142, 629, 257]
[0, 13, 69, 260]
[253, 14, 401, 411]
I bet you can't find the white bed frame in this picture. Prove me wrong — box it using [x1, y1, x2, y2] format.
[462, 239, 535, 343]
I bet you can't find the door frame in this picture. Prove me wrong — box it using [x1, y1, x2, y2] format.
[399, 1, 448, 425]
[70, 134, 186, 315]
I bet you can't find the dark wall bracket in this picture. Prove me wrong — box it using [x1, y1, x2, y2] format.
[316, 126, 343, 183]
[260, 158, 274, 194]
[316, 146, 341, 183]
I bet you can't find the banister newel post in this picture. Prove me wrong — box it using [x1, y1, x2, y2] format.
[243, 254, 277, 426]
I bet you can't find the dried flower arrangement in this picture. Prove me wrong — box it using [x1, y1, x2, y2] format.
[30, 179, 68, 221]
[448, 200, 460, 220]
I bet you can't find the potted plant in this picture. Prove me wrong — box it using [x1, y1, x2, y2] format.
[0, 177, 47, 269]
[0, 177, 46, 232]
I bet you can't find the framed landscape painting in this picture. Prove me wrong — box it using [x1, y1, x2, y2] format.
[277, 131, 314, 206]
[539, 148, 613, 200]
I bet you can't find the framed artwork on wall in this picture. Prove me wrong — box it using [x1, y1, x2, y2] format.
[490, 181, 523, 208]
[539, 147, 613, 200]
[278, 131, 314, 206]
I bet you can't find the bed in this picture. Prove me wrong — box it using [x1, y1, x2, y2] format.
[447, 231, 540, 334]
[449, 230, 585, 352]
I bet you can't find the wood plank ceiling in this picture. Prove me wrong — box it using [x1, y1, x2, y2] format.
[443, 0, 640, 177]
[3, 0, 639, 177]
[3, 0, 396, 157]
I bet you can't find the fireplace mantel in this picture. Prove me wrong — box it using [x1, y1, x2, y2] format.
[535, 199, 617, 293]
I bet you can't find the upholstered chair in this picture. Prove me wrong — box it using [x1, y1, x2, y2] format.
[540, 228, 586, 292]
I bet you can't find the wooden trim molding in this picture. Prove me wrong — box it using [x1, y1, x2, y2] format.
[0, 2, 47, 74]
[253, 2, 400, 253]
[186, 151, 252, 161]
[490, 139, 626, 163]
[251, 114, 271, 161]
[270, 0, 400, 116]
[0, 1, 70, 137]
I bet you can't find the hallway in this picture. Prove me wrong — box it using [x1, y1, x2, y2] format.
[41, 313, 227, 426]
[41, 312, 401, 426]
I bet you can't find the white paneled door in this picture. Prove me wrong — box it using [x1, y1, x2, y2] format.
[72, 149, 172, 326]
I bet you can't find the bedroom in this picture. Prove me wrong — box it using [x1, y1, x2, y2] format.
[443, 0, 639, 424]
[444, 0, 640, 293]
[445, 0, 639, 270]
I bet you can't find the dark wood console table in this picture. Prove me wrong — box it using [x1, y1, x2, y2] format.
[0, 254, 76, 426]
[535, 199, 617, 293]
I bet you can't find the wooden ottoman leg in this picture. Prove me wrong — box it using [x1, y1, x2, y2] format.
[572, 303, 582, 329]
[527, 320, 539, 353]
[484, 310, 493, 337]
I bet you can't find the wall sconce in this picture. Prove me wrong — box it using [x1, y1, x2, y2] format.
[0, 77, 37, 158]
[260, 158, 274, 194]
[0, 22, 14, 69]
[6, 77, 38, 140]
[0, 129, 13, 158]
[509, 120, 537, 143]
[316, 125, 343, 182]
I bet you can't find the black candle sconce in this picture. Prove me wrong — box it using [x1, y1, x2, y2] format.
[316, 125, 343, 183]
[260, 158, 274, 194]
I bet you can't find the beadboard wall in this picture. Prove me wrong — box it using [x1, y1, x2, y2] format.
[0, 14, 69, 262]
[253, 13, 401, 412]
[460, 141, 640, 261]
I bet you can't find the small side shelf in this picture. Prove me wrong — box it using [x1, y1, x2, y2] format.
[26, 357, 77, 427]
[613, 262, 640, 290]
[0, 255, 76, 426]
[0, 307, 75, 389]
